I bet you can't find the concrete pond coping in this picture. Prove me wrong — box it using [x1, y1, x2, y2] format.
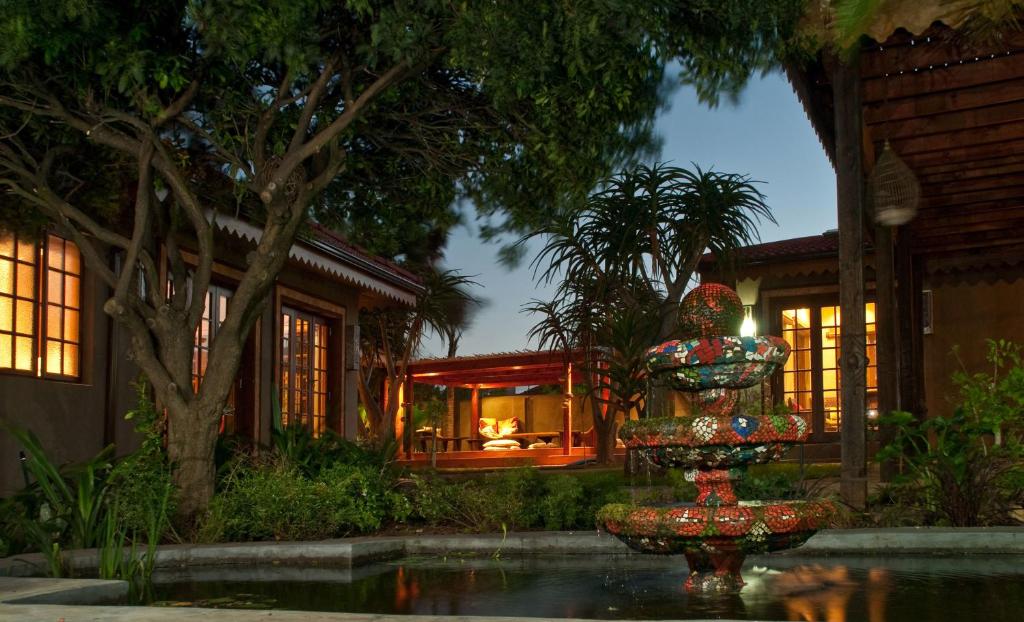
[1, 527, 1023, 621]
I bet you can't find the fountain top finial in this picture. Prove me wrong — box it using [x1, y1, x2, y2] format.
[678, 283, 744, 339]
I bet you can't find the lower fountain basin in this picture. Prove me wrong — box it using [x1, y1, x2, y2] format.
[597, 500, 834, 555]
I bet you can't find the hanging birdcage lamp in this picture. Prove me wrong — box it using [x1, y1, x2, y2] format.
[869, 140, 920, 226]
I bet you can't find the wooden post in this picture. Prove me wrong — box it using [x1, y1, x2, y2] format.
[875, 225, 899, 481]
[471, 386, 481, 446]
[404, 371, 415, 460]
[563, 362, 573, 456]
[445, 384, 456, 440]
[833, 54, 868, 509]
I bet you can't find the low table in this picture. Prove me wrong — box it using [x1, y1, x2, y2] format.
[502, 431, 562, 447]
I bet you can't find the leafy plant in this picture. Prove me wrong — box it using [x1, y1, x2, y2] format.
[876, 340, 1024, 526]
[5, 424, 114, 552]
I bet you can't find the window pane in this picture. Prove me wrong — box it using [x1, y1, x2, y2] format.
[0, 298, 11, 331]
[63, 343, 78, 377]
[15, 336, 33, 370]
[65, 243, 81, 274]
[15, 300, 33, 335]
[0, 259, 12, 295]
[46, 340, 62, 374]
[47, 271, 62, 304]
[46, 305, 62, 339]
[64, 309, 79, 342]
[0, 234, 13, 258]
[0, 335, 10, 367]
[64, 276, 80, 310]
[47, 238, 64, 271]
[17, 264, 35, 298]
[16, 239, 34, 263]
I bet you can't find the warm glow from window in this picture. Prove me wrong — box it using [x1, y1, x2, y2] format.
[781, 307, 813, 431]
[44, 235, 82, 377]
[280, 306, 329, 436]
[780, 302, 877, 434]
[0, 233, 81, 378]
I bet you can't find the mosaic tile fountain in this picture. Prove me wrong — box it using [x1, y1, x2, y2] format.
[598, 283, 834, 593]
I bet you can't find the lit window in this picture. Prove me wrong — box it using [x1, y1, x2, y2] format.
[0, 232, 81, 378]
[779, 302, 878, 434]
[190, 284, 236, 434]
[781, 307, 813, 429]
[280, 306, 329, 436]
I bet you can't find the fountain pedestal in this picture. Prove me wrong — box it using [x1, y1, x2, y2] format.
[597, 284, 834, 594]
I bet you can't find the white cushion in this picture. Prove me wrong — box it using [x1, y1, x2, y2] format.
[483, 439, 520, 449]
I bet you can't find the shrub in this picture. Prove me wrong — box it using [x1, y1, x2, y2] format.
[200, 462, 407, 542]
[876, 340, 1024, 526]
[538, 475, 585, 530]
[409, 468, 631, 532]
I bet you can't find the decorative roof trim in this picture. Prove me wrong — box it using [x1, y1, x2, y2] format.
[212, 213, 421, 306]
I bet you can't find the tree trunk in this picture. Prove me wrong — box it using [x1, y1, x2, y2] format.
[591, 400, 619, 464]
[166, 400, 222, 523]
[595, 414, 619, 464]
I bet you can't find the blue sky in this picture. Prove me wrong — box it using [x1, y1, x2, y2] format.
[420, 71, 837, 357]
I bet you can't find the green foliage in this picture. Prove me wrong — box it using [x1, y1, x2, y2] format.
[200, 462, 408, 542]
[408, 468, 629, 532]
[5, 424, 114, 553]
[876, 340, 1024, 526]
[107, 380, 175, 538]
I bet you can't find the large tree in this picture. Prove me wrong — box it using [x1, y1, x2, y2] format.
[0, 1, 806, 519]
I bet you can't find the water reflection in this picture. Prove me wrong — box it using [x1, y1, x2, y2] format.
[152, 555, 1024, 621]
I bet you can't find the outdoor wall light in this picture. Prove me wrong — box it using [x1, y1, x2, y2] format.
[867, 408, 879, 420]
[740, 305, 756, 337]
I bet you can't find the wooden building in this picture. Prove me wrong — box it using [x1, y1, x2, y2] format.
[0, 216, 422, 495]
[756, 4, 1024, 505]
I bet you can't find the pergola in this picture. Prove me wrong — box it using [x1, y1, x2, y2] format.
[789, 6, 1024, 507]
[402, 350, 585, 459]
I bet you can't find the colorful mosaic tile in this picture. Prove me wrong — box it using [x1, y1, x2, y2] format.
[597, 283, 828, 594]
[677, 283, 744, 338]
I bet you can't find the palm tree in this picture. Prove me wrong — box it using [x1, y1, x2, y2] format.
[358, 269, 481, 447]
[523, 163, 773, 462]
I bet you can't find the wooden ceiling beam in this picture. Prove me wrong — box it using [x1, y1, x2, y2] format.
[902, 139, 1024, 169]
[860, 29, 1024, 79]
[917, 185, 1024, 209]
[863, 52, 1024, 102]
[911, 216, 1024, 239]
[866, 100, 1024, 140]
[865, 77, 1024, 124]
[891, 120, 1024, 156]
[920, 173, 1024, 198]
[911, 233, 1024, 254]
[916, 155, 1024, 180]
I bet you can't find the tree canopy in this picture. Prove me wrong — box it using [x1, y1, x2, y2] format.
[0, 0, 809, 517]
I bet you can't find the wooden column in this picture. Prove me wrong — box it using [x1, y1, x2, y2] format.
[470, 386, 481, 445]
[833, 54, 868, 509]
[404, 371, 415, 460]
[563, 362, 573, 456]
[875, 225, 899, 481]
[445, 384, 456, 439]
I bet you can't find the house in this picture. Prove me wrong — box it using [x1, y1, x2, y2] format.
[756, 7, 1024, 501]
[0, 216, 422, 495]
[700, 230, 1024, 462]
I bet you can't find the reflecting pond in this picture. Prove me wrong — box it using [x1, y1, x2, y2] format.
[151, 554, 1024, 620]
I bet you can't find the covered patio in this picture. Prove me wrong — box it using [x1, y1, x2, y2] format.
[788, 16, 1024, 506]
[398, 350, 621, 467]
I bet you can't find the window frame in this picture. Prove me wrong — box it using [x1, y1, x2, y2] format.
[274, 285, 345, 438]
[0, 232, 83, 381]
[770, 294, 877, 442]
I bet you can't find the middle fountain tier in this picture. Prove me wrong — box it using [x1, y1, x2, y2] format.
[597, 283, 834, 593]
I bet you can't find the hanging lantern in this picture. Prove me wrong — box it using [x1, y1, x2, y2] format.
[869, 140, 920, 226]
